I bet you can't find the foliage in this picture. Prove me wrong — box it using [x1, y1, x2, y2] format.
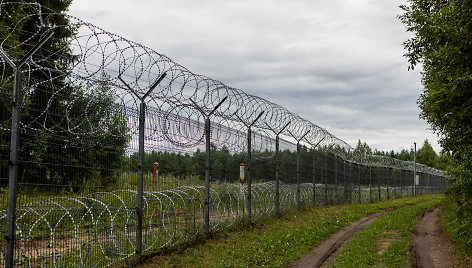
[399, 0, 472, 186]
[0, 1, 129, 190]
[354, 139, 373, 155]
[399, 0, 472, 253]
[440, 195, 472, 263]
[417, 139, 439, 167]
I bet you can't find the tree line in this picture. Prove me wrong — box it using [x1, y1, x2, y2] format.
[356, 139, 450, 170]
[128, 145, 303, 184]
[0, 0, 129, 190]
[127, 139, 445, 185]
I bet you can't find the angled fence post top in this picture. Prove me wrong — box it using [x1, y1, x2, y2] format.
[2, 28, 54, 268]
[265, 121, 291, 136]
[118, 72, 167, 102]
[117, 71, 167, 265]
[234, 110, 265, 128]
[191, 96, 228, 118]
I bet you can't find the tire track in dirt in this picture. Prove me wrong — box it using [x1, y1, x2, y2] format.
[411, 206, 468, 268]
[290, 201, 427, 268]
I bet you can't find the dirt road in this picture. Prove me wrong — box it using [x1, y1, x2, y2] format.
[290, 210, 385, 268]
[289, 202, 431, 268]
[412, 207, 468, 268]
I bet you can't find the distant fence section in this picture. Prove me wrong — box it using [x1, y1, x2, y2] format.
[0, 2, 447, 267]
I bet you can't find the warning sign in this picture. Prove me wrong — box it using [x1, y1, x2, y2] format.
[239, 163, 245, 185]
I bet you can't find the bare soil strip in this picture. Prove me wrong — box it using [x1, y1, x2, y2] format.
[411, 207, 468, 268]
[290, 202, 426, 268]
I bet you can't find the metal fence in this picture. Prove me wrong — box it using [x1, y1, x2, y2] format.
[0, 2, 447, 267]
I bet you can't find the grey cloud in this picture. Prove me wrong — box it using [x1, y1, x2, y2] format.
[69, 0, 440, 152]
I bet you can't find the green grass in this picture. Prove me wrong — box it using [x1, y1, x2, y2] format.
[0, 173, 202, 211]
[439, 195, 472, 265]
[328, 195, 442, 268]
[139, 194, 442, 268]
[126, 172, 224, 192]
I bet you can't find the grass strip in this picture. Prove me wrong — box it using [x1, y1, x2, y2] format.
[439, 195, 472, 265]
[328, 195, 442, 268]
[139, 194, 442, 268]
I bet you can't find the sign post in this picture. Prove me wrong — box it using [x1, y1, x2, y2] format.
[154, 162, 159, 189]
[239, 163, 245, 212]
[414, 142, 417, 197]
[239, 163, 245, 185]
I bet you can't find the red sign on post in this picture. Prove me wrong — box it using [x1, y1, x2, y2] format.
[239, 163, 245, 185]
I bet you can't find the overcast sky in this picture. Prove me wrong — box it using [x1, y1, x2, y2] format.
[69, 0, 441, 153]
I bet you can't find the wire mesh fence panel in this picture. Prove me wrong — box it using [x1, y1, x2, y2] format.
[312, 150, 325, 206]
[1, 84, 10, 265]
[360, 166, 370, 203]
[0, 2, 449, 267]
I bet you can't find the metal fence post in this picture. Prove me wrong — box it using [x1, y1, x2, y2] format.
[119, 72, 167, 264]
[335, 155, 338, 204]
[349, 162, 352, 203]
[423, 173, 425, 195]
[189, 97, 227, 233]
[296, 142, 300, 209]
[348, 162, 352, 203]
[400, 170, 403, 197]
[428, 173, 430, 194]
[343, 160, 346, 204]
[358, 164, 361, 203]
[408, 170, 411, 196]
[393, 169, 396, 198]
[387, 168, 390, 199]
[266, 122, 290, 218]
[1, 31, 53, 268]
[369, 166, 372, 203]
[324, 151, 328, 205]
[275, 135, 280, 216]
[313, 149, 316, 207]
[414, 142, 417, 197]
[407, 170, 410, 196]
[4, 68, 22, 268]
[235, 111, 264, 223]
[424, 173, 426, 194]
[303, 138, 326, 208]
[204, 117, 211, 232]
[136, 101, 145, 263]
[247, 127, 252, 221]
[288, 130, 309, 210]
[378, 168, 381, 201]
[342, 159, 346, 204]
